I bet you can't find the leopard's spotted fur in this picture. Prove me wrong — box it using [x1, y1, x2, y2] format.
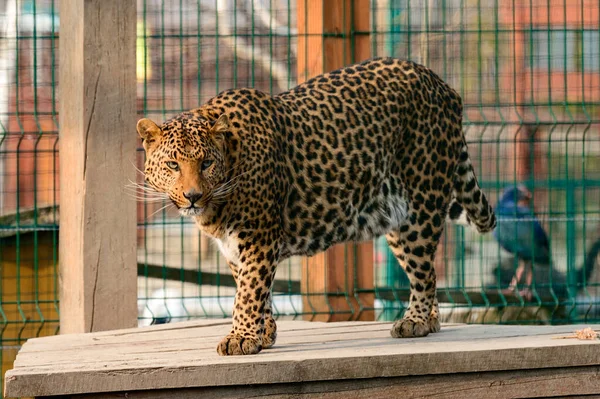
[137, 57, 496, 356]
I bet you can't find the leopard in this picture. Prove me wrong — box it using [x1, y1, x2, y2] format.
[136, 57, 496, 356]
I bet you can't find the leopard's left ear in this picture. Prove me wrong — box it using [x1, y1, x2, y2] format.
[209, 114, 230, 143]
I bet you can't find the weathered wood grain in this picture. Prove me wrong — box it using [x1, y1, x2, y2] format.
[60, 366, 600, 399]
[59, 0, 137, 334]
[5, 322, 600, 397]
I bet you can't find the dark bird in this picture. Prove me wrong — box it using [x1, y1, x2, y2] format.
[493, 237, 600, 312]
[493, 185, 551, 298]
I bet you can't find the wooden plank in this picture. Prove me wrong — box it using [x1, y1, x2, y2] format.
[15, 323, 577, 363]
[19, 321, 390, 353]
[9, 321, 587, 359]
[14, 327, 596, 370]
[63, 366, 600, 399]
[297, 0, 374, 323]
[5, 323, 600, 397]
[58, 0, 137, 333]
[8, 341, 600, 397]
[14, 326, 400, 367]
[12, 325, 600, 373]
[12, 321, 581, 358]
[19, 321, 385, 357]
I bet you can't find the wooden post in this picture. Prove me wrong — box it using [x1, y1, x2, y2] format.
[297, 0, 374, 322]
[59, 0, 138, 333]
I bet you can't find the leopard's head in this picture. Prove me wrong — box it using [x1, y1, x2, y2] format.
[136, 113, 230, 217]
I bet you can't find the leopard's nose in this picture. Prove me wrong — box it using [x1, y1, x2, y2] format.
[183, 191, 203, 205]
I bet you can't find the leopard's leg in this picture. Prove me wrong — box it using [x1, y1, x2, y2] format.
[429, 296, 441, 333]
[386, 209, 444, 338]
[227, 260, 240, 284]
[217, 237, 279, 356]
[262, 290, 277, 349]
[226, 260, 277, 349]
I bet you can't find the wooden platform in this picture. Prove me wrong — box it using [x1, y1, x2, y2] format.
[5, 320, 600, 399]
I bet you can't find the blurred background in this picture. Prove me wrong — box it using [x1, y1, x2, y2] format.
[0, 0, 599, 394]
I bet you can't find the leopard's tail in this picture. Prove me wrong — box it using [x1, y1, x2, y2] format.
[446, 141, 496, 233]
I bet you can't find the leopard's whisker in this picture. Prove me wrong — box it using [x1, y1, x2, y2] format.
[125, 195, 169, 203]
[123, 188, 168, 198]
[222, 160, 245, 176]
[124, 185, 162, 193]
[126, 180, 158, 191]
[214, 180, 240, 194]
[212, 169, 253, 198]
[125, 180, 168, 199]
[146, 203, 175, 220]
[218, 170, 249, 188]
[124, 189, 167, 198]
[130, 159, 146, 177]
[212, 186, 238, 200]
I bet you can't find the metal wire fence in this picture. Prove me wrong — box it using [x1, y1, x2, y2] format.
[1, 0, 600, 395]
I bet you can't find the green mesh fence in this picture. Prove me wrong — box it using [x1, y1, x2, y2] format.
[134, 0, 600, 326]
[0, 0, 60, 395]
[1, 0, 600, 395]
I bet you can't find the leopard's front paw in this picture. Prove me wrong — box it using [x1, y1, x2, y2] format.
[263, 318, 277, 349]
[216, 334, 263, 356]
[262, 331, 277, 349]
[390, 318, 430, 338]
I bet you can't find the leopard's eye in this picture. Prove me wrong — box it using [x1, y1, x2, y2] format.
[201, 159, 213, 171]
[166, 161, 179, 171]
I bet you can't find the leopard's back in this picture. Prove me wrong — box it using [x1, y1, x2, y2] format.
[274, 58, 467, 258]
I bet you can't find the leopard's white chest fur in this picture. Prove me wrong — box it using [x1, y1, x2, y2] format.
[215, 233, 240, 265]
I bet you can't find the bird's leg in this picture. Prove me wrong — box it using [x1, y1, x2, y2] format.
[519, 262, 534, 300]
[509, 259, 526, 291]
[525, 262, 534, 286]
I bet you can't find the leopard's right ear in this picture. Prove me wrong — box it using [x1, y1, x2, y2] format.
[136, 118, 162, 150]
